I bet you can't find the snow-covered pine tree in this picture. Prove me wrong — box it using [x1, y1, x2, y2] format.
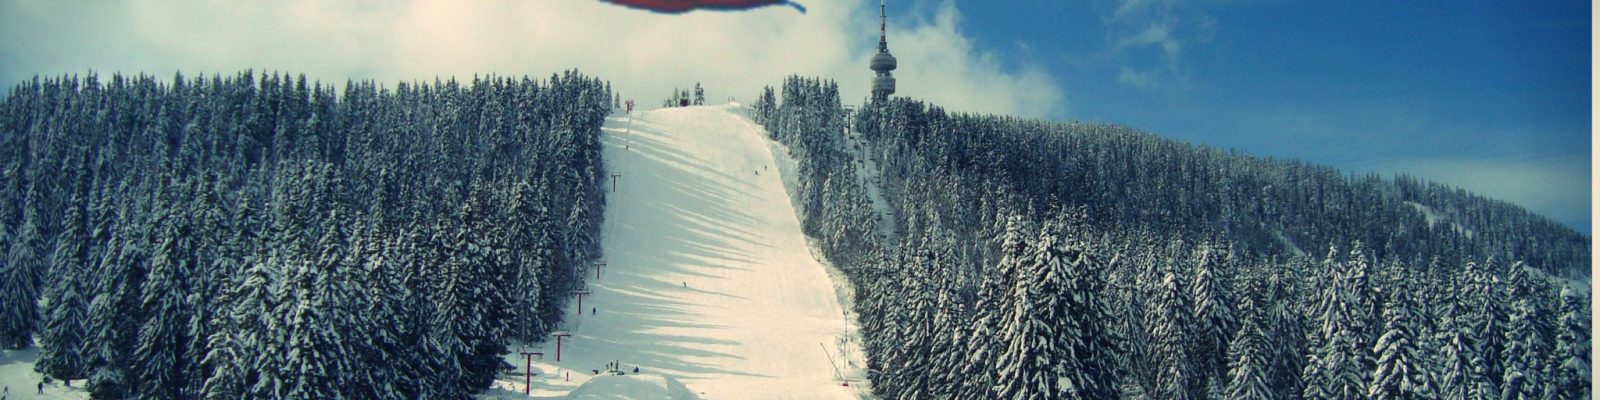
[280, 210, 358, 399]
[133, 194, 197, 399]
[347, 217, 408, 399]
[397, 222, 452, 399]
[0, 204, 46, 349]
[1464, 260, 1507, 397]
[1189, 243, 1237, 393]
[1150, 262, 1198, 400]
[86, 224, 148, 399]
[1433, 290, 1483, 399]
[1039, 215, 1119, 399]
[428, 224, 479, 398]
[1301, 246, 1374, 400]
[954, 214, 1030, 399]
[37, 188, 91, 381]
[926, 271, 970, 399]
[1263, 271, 1307, 396]
[1500, 262, 1554, 400]
[1551, 287, 1589, 400]
[199, 247, 279, 400]
[991, 265, 1057, 400]
[884, 245, 939, 399]
[1225, 298, 1273, 400]
[1369, 279, 1435, 399]
[183, 174, 233, 396]
[435, 196, 510, 394]
[0, 169, 14, 261]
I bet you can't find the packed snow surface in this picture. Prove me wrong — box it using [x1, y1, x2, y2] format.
[566, 374, 699, 400]
[0, 348, 88, 399]
[494, 104, 868, 399]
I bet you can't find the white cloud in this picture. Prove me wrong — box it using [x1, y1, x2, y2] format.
[0, 0, 1064, 118]
[1104, 0, 1213, 90]
[1116, 66, 1155, 89]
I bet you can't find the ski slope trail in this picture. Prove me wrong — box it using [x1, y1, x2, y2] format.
[545, 104, 866, 399]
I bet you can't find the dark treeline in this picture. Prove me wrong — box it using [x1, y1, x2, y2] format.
[0, 70, 610, 399]
[755, 76, 1589, 399]
[853, 99, 1586, 278]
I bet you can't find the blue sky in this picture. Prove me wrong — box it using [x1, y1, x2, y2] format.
[941, 0, 1591, 232]
[0, 0, 1588, 233]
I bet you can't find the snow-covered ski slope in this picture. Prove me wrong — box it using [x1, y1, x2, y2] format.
[516, 104, 868, 399]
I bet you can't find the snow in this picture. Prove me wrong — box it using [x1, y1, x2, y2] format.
[0, 348, 88, 399]
[1405, 201, 1474, 239]
[489, 103, 868, 399]
[566, 374, 700, 400]
[766, 129, 874, 393]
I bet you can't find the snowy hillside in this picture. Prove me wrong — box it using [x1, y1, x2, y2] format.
[489, 104, 869, 399]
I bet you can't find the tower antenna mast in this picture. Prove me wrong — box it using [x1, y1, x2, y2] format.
[880, 0, 887, 46]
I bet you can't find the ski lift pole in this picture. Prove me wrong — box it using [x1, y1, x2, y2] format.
[573, 289, 591, 315]
[520, 351, 543, 395]
[552, 332, 572, 362]
[820, 343, 844, 381]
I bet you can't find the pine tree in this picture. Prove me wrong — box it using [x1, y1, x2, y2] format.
[36, 190, 91, 381]
[1263, 271, 1307, 396]
[1551, 287, 1589, 400]
[1225, 299, 1273, 400]
[1301, 247, 1374, 400]
[348, 220, 409, 399]
[1150, 263, 1197, 400]
[1464, 260, 1507, 397]
[954, 214, 1029, 399]
[1036, 216, 1118, 399]
[1189, 244, 1237, 393]
[0, 206, 46, 349]
[1369, 280, 1434, 399]
[87, 227, 148, 399]
[133, 206, 196, 399]
[885, 245, 939, 398]
[280, 213, 354, 399]
[183, 174, 233, 397]
[1501, 262, 1554, 400]
[991, 270, 1057, 400]
[199, 250, 278, 400]
[1434, 292, 1483, 399]
[925, 272, 969, 398]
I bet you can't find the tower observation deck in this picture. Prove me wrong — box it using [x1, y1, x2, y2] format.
[869, 0, 896, 103]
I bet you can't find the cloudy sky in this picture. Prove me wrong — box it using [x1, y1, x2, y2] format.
[0, 0, 1589, 232]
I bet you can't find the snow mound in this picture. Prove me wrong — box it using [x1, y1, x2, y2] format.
[567, 374, 701, 400]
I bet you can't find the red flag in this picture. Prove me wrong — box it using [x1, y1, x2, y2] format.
[601, 0, 806, 14]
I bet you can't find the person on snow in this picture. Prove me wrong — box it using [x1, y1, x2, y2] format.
[591, 307, 597, 315]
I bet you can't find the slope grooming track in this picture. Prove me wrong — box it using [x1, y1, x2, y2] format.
[509, 104, 867, 399]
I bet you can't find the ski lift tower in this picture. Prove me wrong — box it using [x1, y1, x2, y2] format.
[869, 0, 897, 104]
